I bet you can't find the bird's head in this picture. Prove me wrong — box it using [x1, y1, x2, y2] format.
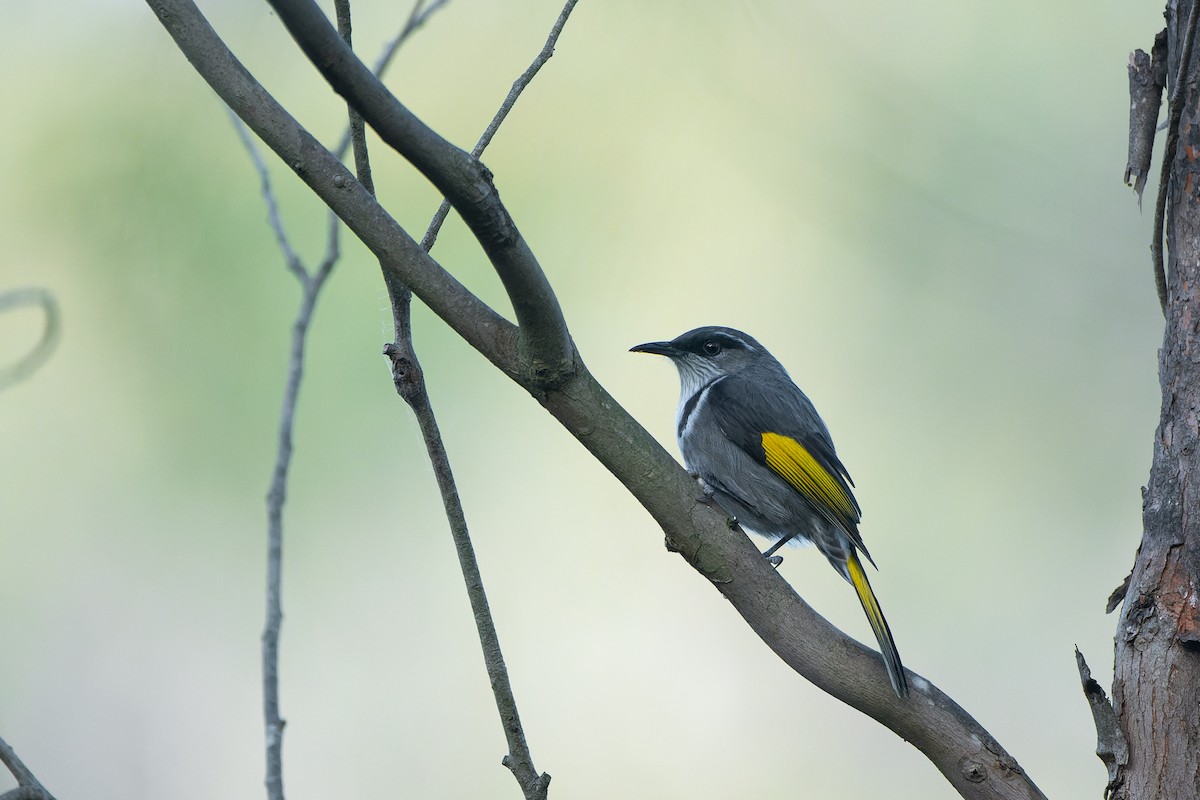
[631, 326, 777, 393]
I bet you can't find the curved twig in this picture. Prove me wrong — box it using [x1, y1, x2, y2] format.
[423, 0, 579, 251]
[0, 287, 60, 392]
[264, 0, 573, 383]
[145, 0, 519, 374]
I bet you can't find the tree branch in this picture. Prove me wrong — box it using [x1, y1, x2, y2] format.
[144, 2, 1049, 797]
[532, 369, 1048, 800]
[335, 1, 551, 795]
[228, 109, 307, 281]
[0, 790, 53, 800]
[331, 0, 449, 164]
[1152, 6, 1198, 318]
[422, 0, 578, 252]
[240, 5, 449, 795]
[1075, 647, 1128, 798]
[263, 0, 573, 384]
[253, 106, 338, 800]
[144, 0, 518, 375]
[376, 2, 578, 793]
[0, 287, 60, 393]
[380, 334, 551, 799]
[1113, 4, 1200, 797]
[0, 735, 53, 800]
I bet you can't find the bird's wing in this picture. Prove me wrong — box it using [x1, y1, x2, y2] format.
[709, 376, 867, 553]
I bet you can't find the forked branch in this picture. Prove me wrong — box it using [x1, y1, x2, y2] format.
[144, 2, 1048, 797]
[338, 0, 555, 794]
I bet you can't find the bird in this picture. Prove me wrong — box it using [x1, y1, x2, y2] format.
[631, 325, 909, 699]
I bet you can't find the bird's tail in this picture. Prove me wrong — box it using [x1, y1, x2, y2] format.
[844, 550, 909, 699]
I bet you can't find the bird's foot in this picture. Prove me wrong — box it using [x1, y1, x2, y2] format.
[690, 474, 737, 529]
[761, 534, 794, 565]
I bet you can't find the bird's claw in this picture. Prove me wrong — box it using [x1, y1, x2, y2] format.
[690, 474, 737, 530]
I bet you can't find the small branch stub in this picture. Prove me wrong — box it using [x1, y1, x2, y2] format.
[1126, 30, 1168, 201]
[0, 735, 54, 800]
[1075, 647, 1128, 799]
[1126, 49, 1157, 198]
[502, 755, 551, 800]
[383, 341, 424, 403]
[961, 759, 988, 783]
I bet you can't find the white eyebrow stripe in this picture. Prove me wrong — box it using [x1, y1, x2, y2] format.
[709, 332, 754, 351]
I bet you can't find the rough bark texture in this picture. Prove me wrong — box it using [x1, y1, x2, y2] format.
[1126, 39, 1165, 201]
[1113, 2, 1200, 798]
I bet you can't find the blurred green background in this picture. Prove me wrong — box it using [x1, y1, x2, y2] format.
[0, 0, 1167, 797]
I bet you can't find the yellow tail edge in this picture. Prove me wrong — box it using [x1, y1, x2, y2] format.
[846, 551, 909, 699]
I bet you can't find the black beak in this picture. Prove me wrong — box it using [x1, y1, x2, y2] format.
[629, 340, 675, 356]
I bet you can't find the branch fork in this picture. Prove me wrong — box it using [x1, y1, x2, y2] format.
[144, 1, 1051, 797]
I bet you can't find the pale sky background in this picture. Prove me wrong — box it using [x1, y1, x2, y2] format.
[0, 1, 1169, 798]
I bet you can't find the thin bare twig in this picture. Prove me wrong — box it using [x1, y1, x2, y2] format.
[247, 104, 340, 800]
[227, 109, 305, 280]
[422, 0, 579, 251]
[416, 4, 579, 791]
[259, 193, 325, 800]
[0, 287, 60, 393]
[332, 0, 448, 161]
[341, 0, 571, 793]
[336, 0, 374, 197]
[247, 5, 449, 798]
[267, 0, 573, 377]
[148, 0, 518, 366]
[383, 335, 551, 800]
[0, 735, 53, 800]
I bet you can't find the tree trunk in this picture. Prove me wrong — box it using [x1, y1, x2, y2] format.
[1113, 2, 1200, 798]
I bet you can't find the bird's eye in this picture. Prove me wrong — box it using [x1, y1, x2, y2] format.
[702, 341, 721, 356]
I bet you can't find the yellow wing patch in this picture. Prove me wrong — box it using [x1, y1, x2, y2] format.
[760, 431, 856, 524]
